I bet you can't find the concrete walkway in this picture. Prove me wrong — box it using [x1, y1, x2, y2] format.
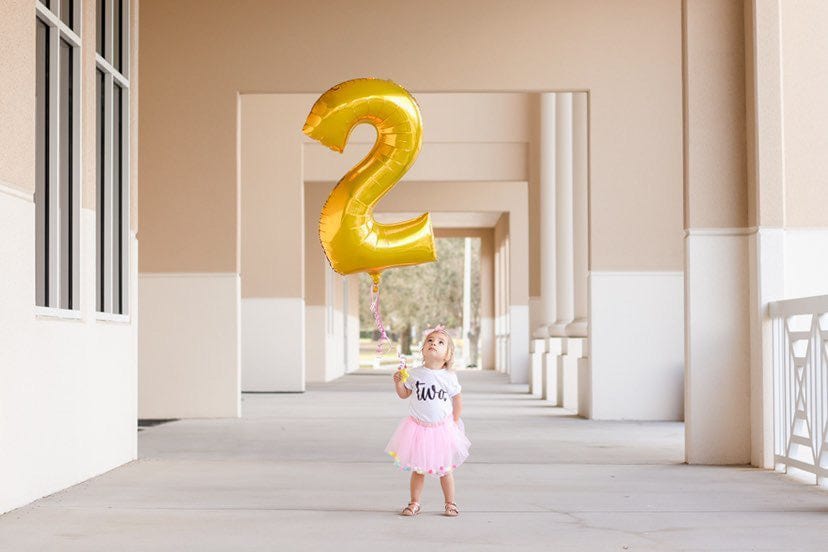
[2, 371, 827, 551]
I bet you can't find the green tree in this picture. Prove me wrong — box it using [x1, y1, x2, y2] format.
[359, 237, 480, 363]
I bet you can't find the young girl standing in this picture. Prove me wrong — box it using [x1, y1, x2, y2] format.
[385, 326, 471, 517]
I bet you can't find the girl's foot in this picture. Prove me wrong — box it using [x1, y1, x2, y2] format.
[401, 501, 420, 516]
[444, 502, 459, 517]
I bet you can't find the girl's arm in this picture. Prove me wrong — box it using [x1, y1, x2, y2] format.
[393, 371, 412, 399]
[452, 393, 462, 423]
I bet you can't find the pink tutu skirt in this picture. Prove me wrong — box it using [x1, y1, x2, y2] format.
[385, 416, 471, 478]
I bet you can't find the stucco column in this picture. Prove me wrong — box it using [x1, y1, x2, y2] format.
[747, 0, 785, 469]
[566, 93, 589, 337]
[549, 93, 574, 336]
[534, 93, 557, 338]
[684, 0, 752, 463]
[494, 240, 501, 371]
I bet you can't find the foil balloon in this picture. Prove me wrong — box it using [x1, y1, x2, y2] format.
[302, 78, 437, 289]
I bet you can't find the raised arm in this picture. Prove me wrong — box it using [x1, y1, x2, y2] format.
[393, 371, 412, 399]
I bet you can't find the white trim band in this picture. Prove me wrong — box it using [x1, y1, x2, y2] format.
[139, 272, 240, 279]
[589, 271, 684, 278]
[685, 227, 757, 236]
[34, 306, 83, 320]
[0, 181, 34, 202]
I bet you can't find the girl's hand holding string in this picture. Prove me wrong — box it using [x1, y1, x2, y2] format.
[393, 370, 411, 399]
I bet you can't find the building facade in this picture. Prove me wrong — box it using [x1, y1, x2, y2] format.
[2, 0, 828, 515]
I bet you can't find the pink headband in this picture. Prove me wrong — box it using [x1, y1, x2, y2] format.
[423, 324, 448, 338]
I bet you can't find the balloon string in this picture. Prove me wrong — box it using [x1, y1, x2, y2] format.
[369, 286, 391, 356]
[369, 285, 407, 372]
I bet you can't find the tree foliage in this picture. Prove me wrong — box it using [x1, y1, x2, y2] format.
[360, 237, 481, 363]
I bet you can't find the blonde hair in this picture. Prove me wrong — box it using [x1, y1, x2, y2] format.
[422, 329, 455, 370]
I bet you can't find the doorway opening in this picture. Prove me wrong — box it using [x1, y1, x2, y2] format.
[359, 237, 482, 371]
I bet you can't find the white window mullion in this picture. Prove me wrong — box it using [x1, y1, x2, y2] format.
[96, 56, 129, 89]
[71, 42, 82, 309]
[58, 26, 82, 48]
[95, 68, 104, 312]
[103, 73, 114, 314]
[48, 24, 61, 308]
[112, 82, 123, 314]
[58, 36, 70, 310]
[35, 3, 59, 27]
[120, 88, 130, 314]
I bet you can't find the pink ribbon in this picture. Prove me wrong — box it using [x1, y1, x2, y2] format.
[369, 285, 407, 373]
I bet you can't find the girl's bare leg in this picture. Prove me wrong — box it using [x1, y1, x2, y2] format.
[410, 472, 425, 503]
[439, 472, 455, 504]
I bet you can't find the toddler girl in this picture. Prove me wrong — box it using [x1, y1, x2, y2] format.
[385, 326, 471, 517]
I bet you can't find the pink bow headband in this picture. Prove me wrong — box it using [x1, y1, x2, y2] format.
[422, 324, 448, 337]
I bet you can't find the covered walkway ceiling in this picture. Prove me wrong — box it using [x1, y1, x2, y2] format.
[375, 211, 503, 229]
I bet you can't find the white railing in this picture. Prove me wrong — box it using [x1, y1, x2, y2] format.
[770, 294, 828, 484]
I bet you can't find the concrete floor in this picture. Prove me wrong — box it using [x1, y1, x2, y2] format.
[2, 371, 828, 551]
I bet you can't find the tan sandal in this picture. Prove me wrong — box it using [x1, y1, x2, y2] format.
[444, 502, 459, 517]
[401, 501, 420, 516]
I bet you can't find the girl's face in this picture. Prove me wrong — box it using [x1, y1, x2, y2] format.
[422, 332, 449, 367]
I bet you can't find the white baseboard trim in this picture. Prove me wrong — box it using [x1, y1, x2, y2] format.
[139, 272, 241, 418]
[139, 272, 239, 279]
[0, 180, 34, 202]
[685, 233, 751, 462]
[784, 228, 828, 298]
[242, 297, 305, 391]
[589, 271, 684, 420]
[508, 305, 530, 384]
[1, 201, 136, 514]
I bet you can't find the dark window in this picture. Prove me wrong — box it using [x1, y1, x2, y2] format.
[96, 0, 104, 57]
[113, 0, 123, 72]
[59, 38, 74, 309]
[60, 0, 74, 30]
[114, 84, 124, 313]
[96, 69, 105, 311]
[36, 19, 50, 307]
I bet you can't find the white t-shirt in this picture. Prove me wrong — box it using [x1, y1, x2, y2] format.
[403, 365, 462, 423]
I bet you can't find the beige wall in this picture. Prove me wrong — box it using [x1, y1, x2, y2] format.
[672, 0, 828, 232]
[745, 0, 784, 228]
[304, 182, 329, 307]
[781, 1, 828, 227]
[240, 95, 305, 297]
[0, 0, 35, 194]
[683, 0, 747, 229]
[0, 0, 139, 228]
[140, 0, 684, 274]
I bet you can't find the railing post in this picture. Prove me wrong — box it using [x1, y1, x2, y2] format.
[769, 295, 828, 485]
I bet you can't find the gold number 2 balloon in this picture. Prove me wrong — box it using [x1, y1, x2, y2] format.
[303, 78, 437, 288]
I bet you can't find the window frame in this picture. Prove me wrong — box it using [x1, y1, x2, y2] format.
[35, 0, 82, 318]
[95, 0, 130, 318]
